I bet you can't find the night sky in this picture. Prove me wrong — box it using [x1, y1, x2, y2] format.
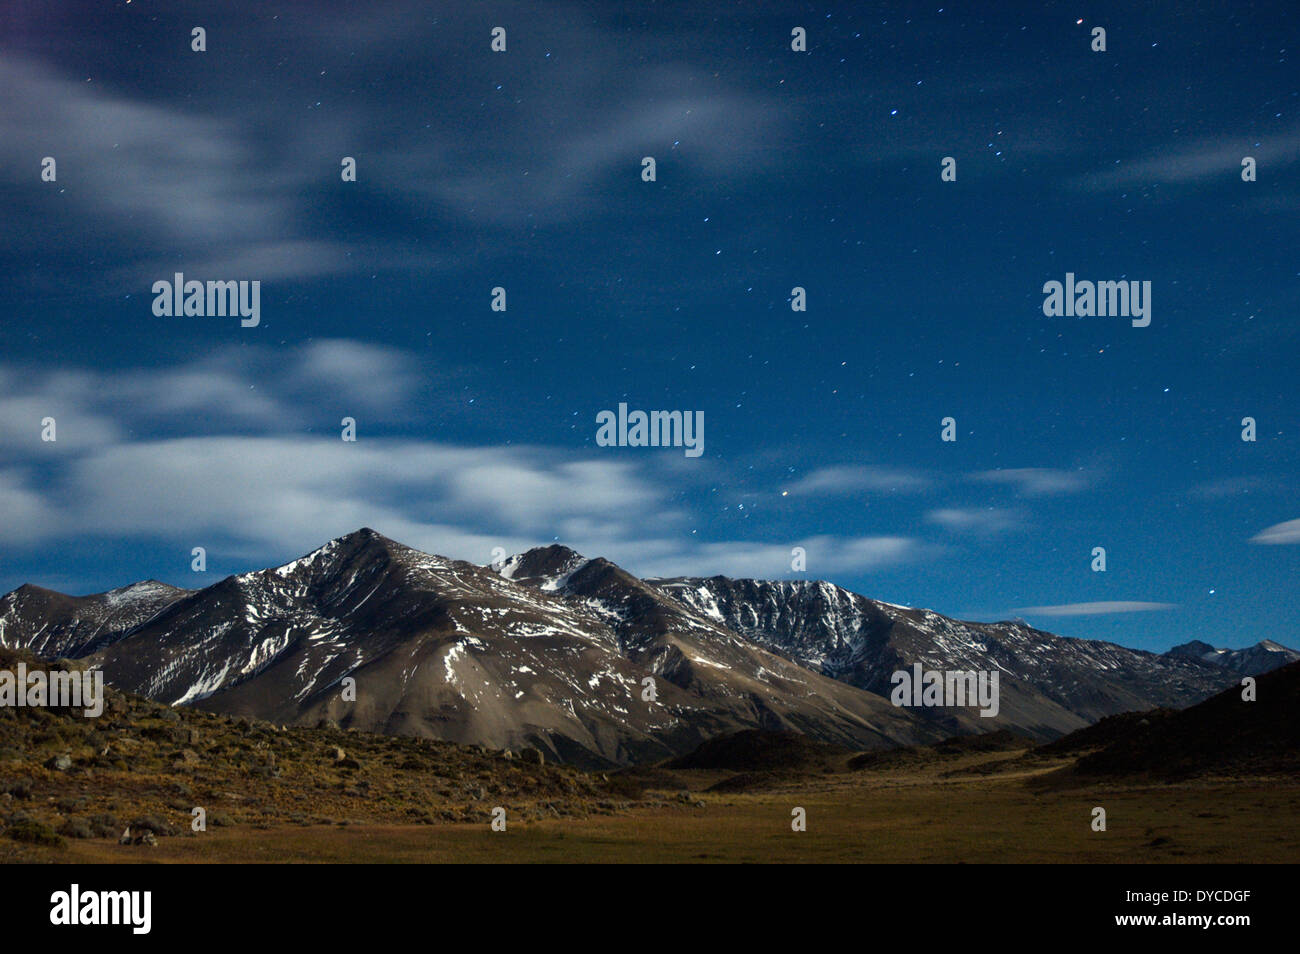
[1, 1, 1296, 653]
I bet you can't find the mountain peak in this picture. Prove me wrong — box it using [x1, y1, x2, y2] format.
[495, 544, 590, 590]
[100, 579, 188, 604]
[1168, 639, 1217, 657]
[249, 527, 412, 585]
[333, 526, 397, 548]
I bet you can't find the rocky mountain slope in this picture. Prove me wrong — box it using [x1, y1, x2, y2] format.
[1046, 660, 1300, 778]
[650, 576, 1242, 739]
[0, 531, 942, 766]
[0, 529, 1262, 761]
[0, 580, 189, 659]
[0, 646, 646, 859]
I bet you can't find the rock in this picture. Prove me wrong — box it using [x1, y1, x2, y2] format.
[119, 827, 132, 845]
[130, 814, 176, 837]
[520, 747, 544, 766]
[46, 754, 73, 772]
[186, 728, 201, 745]
[136, 830, 158, 847]
[326, 746, 347, 762]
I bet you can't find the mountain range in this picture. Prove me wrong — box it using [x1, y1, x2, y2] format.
[1164, 638, 1299, 674]
[0, 528, 1285, 766]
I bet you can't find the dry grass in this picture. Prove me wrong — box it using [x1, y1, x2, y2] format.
[5, 651, 1295, 864]
[9, 745, 1297, 863]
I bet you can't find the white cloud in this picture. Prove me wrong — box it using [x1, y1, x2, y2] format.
[286, 339, 422, 413]
[34, 437, 658, 543]
[0, 346, 931, 585]
[1012, 601, 1177, 617]
[629, 535, 922, 580]
[0, 471, 58, 544]
[1, 431, 926, 583]
[0, 340, 426, 458]
[788, 465, 931, 496]
[1251, 518, 1300, 545]
[1190, 476, 1273, 500]
[1073, 129, 1300, 192]
[925, 508, 1019, 534]
[0, 386, 123, 452]
[970, 467, 1089, 496]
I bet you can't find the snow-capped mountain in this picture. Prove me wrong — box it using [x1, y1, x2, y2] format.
[0, 530, 1249, 761]
[650, 576, 1242, 739]
[0, 579, 190, 659]
[0, 530, 942, 765]
[1164, 639, 1300, 675]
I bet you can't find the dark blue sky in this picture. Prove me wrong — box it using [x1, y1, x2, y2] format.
[1, 1, 1296, 652]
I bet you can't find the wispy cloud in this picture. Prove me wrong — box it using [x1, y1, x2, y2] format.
[1190, 476, 1276, 500]
[633, 535, 924, 580]
[0, 339, 431, 459]
[1251, 518, 1300, 545]
[1, 431, 927, 583]
[925, 507, 1020, 534]
[4, 436, 664, 549]
[788, 465, 931, 496]
[0, 4, 789, 294]
[1071, 129, 1300, 193]
[0, 346, 928, 584]
[1012, 601, 1177, 617]
[970, 467, 1089, 497]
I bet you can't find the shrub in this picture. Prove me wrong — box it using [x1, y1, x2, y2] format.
[129, 814, 176, 836]
[58, 817, 95, 839]
[85, 813, 121, 837]
[6, 818, 64, 847]
[2, 779, 32, 800]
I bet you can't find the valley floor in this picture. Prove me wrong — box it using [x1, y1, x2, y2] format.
[9, 752, 1298, 864]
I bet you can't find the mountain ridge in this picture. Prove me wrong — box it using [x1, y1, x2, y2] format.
[649, 574, 1244, 739]
[1164, 637, 1299, 675]
[0, 529, 943, 765]
[0, 528, 1266, 763]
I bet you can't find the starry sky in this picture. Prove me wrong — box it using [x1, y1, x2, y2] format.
[1, 1, 1296, 653]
